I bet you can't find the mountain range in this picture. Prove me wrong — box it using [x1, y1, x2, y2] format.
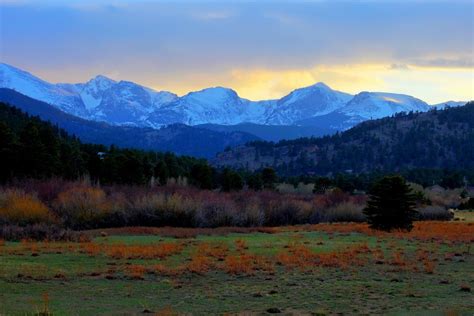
[0, 63, 465, 134]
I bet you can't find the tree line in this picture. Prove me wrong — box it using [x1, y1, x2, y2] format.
[1, 101, 471, 192]
[0, 102, 279, 191]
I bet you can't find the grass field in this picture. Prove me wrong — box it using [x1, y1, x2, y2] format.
[0, 222, 473, 315]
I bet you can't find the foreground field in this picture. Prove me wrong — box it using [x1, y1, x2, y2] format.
[0, 222, 473, 315]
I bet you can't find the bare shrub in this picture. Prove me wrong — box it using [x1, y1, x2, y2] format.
[0, 224, 87, 241]
[54, 185, 110, 229]
[417, 205, 453, 221]
[195, 195, 237, 227]
[323, 201, 366, 222]
[424, 187, 463, 209]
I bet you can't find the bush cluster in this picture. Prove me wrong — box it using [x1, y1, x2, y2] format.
[0, 177, 465, 239]
[0, 180, 367, 232]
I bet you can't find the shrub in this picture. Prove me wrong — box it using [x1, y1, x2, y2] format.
[324, 201, 366, 222]
[417, 205, 453, 221]
[364, 176, 418, 231]
[264, 199, 311, 226]
[0, 224, 86, 241]
[54, 186, 111, 229]
[195, 196, 237, 227]
[237, 198, 265, 227]
[0, 189, 55, 226]
[424, 187, 463, 209]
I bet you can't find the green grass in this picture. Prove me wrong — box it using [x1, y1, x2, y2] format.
[0, 228, 473, 315]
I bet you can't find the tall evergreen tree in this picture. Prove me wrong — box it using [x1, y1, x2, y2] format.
[221, 168, 243, 192]
[363, 175, 418, 231]
[261, 167, 278, 189]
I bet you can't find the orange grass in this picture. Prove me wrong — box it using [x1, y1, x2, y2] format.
[223, 254, 256, 275]
[104, 243, 184, 260]
[187, 254, 214, 275]
[291, 221, 474, 243]
[196, 242, 228, 260]
[126, 264, 147, 280]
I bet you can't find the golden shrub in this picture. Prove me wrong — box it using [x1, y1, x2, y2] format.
[54, 186, 110, 227]
[0, 189, 55, 225]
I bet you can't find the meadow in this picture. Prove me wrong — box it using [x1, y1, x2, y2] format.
[0, 221, 473, 315]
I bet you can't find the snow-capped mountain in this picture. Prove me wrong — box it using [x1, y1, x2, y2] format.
[1, 62, 462, 131]
[76, 75, 117, 110]
[0, 63, 87, 116]
[339, 92, 430, 122]
[146, 87, 266, 127]
[264, 82, 353, 125]
[0, 63, 177, 126]
[89, 80, 177, 125]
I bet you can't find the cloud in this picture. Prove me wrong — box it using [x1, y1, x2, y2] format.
[1, 0, 473, 104]
[410, 57, 474, 69]
[389, 64, 410, 70]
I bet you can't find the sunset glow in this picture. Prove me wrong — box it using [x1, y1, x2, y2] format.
[1, 0, 473, 103]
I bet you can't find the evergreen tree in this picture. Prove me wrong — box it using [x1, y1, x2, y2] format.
[221, 169, 243, 192]
[0, 122, 17, 181]
[247, 173, 263, 191]
[190, 163, 213, 189]
[261, 167, 278, 189]
[363, 175, 418, 231]
[154, 160, 169, 185]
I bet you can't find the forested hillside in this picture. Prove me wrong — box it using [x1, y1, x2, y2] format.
[214, 102, 474, 176]
[0, 102, 208, 185]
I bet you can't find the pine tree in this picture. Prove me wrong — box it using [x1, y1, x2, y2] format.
[190, 163, 213, 189]
[262, 167, 277, 189]
[221, 169, 243, 192]
[363, 175, 418, 231]
[247, 173, 263, 191]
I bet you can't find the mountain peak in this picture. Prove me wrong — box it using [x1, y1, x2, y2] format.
[92, 74, 115, 82]
[187, 86, 240, 100]
[311, 82, 331, 90]
[86, 74, 116, 86]
[200, 86, 238, 94]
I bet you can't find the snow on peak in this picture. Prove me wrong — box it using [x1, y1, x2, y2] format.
[263, 82, 353, 125]
[340, 91, 430, 119]
[0, 62, 87, 116]
[185, 87, 240, 103]
[0, 63, 444, 130]
[87, 75, 116, 87]
[311, 82, 331, 89]
[79, 75, 117, 110]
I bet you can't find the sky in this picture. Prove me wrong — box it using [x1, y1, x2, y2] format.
[0, 0, 473, 103]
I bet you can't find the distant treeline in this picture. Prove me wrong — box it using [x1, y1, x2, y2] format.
[219, 102, 474, 178]
[0, 101, 472, 192]
[0, 102, 205, 186]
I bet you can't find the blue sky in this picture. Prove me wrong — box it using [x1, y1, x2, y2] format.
[1, 0, 473, 103]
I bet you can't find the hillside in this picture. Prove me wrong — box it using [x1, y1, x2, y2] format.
[213, 102, 474, 176]
[0, 89, 259, 158]
[0, 99, 215, 185]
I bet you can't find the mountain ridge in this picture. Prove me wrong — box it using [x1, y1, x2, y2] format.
[1, 62, 464, 132]
[212, 102, 474, 176]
